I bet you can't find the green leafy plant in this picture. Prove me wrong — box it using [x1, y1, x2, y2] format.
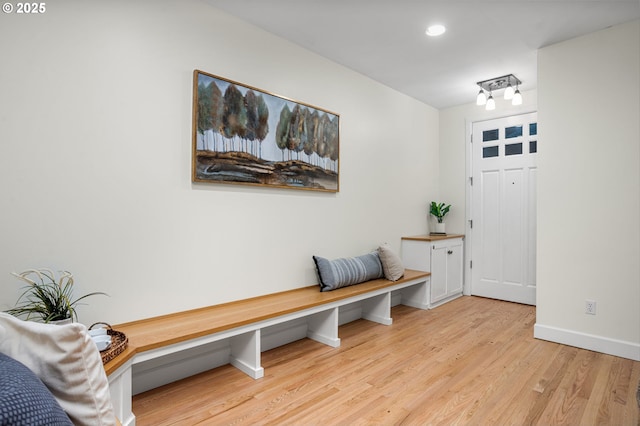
[6, 269, 107, 323]
[429, 201, 451, 223]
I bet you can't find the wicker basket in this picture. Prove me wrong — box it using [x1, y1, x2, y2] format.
[89, 322, 128, 365]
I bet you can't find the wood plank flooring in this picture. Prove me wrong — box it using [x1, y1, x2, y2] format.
[132, 296, 640, 425]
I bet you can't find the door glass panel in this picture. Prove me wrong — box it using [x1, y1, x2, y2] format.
[529, 123, 537, 136]
[483, 129, 499, 142]
[505, 125, 523, 139]
[483, 146, 499, 158]
[505, 143, 523, 156]
[530, 140, 537, 153]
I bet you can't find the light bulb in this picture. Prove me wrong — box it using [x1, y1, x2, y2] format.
[426, 24, 446, 37]
[486, 94, 495, 110]
[504, 84, 514, 100]
[476, 89, 487, 106]
[512, 89, 522, 105]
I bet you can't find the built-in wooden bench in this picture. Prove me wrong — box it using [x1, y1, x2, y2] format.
[105, 269, 430, 426]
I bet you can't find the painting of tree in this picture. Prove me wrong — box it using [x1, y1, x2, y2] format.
[192, 70, 339, 192]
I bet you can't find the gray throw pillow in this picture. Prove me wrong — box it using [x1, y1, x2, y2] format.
[0, 352, 73, 426]
[313, 251, 384, 291]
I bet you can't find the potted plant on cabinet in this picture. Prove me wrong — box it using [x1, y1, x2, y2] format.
[5, 268, 107, 323]
[429, 201, 451, 234]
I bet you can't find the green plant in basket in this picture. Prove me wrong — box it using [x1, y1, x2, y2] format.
[6, 268, 107, 323]
[429, 201, 451, 223]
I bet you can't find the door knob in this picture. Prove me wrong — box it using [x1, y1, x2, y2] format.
[447, 250, 453, 254]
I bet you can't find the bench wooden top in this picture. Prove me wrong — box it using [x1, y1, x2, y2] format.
[104, 269, 430, 375]
[401, 234, 465, 242]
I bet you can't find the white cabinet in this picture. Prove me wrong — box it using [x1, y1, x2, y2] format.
[401, 235, 464, 308]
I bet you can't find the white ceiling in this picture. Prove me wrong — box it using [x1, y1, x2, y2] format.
[205, 0, 640, 109]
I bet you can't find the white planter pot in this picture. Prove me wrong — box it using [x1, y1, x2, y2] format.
[434, 222, 446, 234]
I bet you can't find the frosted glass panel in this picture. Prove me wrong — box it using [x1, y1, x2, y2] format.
[483, 146, 499, 158]
[483, 129, 499, 142]
[505, 143, 523, 156]
[505, 125, 523, 139]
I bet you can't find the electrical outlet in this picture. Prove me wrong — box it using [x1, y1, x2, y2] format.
[585, 299, 596, 315]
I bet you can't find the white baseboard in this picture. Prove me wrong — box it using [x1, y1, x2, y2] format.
[534, 323, 640, 361]
[362, 312, 393, 325]
[307, 330, 340, 347]
[230, 357, 264, 379]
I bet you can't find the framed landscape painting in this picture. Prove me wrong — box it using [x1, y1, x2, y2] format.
[192, 70, 340, 192]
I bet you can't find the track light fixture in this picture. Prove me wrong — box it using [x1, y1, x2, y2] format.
[476, 74, 523, 110]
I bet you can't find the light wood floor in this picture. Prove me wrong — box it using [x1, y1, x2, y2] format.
[132, 296, 640, 425]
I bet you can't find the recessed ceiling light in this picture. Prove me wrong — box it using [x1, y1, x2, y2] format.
[426, 24, 446, 37]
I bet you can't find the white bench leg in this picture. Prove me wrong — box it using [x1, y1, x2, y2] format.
[108, 359, 136, 426]
[362, 292, 392, 325]
[307, 307, 341, 347]
[230, 330, 264, 379]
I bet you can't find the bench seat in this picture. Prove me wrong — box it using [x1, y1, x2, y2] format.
[104, 268, 430, 426]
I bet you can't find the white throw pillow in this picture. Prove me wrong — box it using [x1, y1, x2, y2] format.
[378, 243, 405, 281]
[0, 312, 116, 426]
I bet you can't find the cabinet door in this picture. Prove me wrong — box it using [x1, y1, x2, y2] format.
[446, 240, 464, 296]
[430, 244, 448, 303]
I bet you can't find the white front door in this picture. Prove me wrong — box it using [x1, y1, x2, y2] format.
[470, 112, 537, 305]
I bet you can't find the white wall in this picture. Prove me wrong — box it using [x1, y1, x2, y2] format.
[536, 20, 640, 360]
[0, 0, 439, 325]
